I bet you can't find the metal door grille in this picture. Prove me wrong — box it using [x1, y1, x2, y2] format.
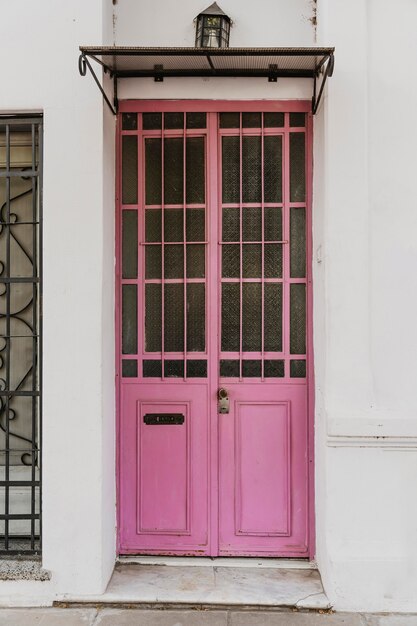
[219, 111, 307, 380]
[0, 117, 42, 554]
[120, 112, 208, 382]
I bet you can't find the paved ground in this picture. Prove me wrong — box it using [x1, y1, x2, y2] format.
[0, 609, 416, 625]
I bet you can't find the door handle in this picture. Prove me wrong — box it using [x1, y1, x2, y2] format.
[218, 388, 229, 414]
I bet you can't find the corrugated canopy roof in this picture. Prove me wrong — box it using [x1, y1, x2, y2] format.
[79, 46, 334, 79]
[78, 46, 335, 115]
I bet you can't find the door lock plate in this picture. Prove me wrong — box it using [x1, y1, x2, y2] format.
[218, 388, 229, 414]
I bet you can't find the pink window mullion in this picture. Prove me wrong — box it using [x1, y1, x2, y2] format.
[283, 114, 291, 378]
[261, 114, 265, 382]
[137, 123, 144, 379]
[182, 117, 187, 381]
[161, 117, 165, 381]
[238, 114, 243, 382]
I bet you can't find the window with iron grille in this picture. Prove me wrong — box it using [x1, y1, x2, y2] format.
[0, 116, 42, 554]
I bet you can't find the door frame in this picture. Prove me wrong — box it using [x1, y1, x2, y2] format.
[115, 99, 315, 558]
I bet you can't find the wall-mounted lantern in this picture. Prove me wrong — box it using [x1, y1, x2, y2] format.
[195, 2, 231, 48]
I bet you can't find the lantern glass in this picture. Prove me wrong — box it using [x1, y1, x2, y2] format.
[195, 4, 231, 48]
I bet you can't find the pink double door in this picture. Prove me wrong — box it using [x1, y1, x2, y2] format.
[117, 103, 313, 557]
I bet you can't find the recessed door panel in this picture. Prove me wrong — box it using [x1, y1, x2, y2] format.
[118, 106, 312, 557]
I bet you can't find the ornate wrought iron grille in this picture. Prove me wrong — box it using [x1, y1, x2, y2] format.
[0, 117, 42, 554]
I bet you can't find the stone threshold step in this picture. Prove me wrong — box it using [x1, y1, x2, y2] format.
[118, 556, 317, 569]
[59, 563, 331, 611]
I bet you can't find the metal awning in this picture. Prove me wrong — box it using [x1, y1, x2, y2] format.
[78, 46, 335, 115]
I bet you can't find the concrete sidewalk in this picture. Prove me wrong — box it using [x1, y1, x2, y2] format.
[0, 609, 416, 625]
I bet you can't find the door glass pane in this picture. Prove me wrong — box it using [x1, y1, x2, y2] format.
[242, 136, 261, 203]
[122, 285, 137, 354]
[290, 133, 306, 202]
[242, 283, 261, 351]
[264, 283, 282, 351]
[264, 244, 282, 278]
[122, 360, 137, 377]
[165, 360, 184, 377]
[222, 136, 240, 203]
[187, 283, 205, 352]
[264, 135, 282, 203]
[290, 359, 306, 377]
[242, 244, 262, 278]
[164, 284, 184, 352]
[220, 359, 239, 377]
[290, 283, 306, 354]
[242, 113, 261, 128]
[186, 112, 206, 129]
[164, 137, 183, 204]
[164, 112, 184, 129]
[164, 245, 184, 278]
[242, 360, 261, 376]
[122, 136, 138, 204]
[222, 207, 239, 241]
[264, 359, 284, 377]
[122, 113, 137, 130]
[164, 209, 183, 242]
[264, 112, 284, 128]
[145, 284, 162, 352]
[264, 207, 282, 241]
[221, 283, 240, 351]
[290, 112, 306, 127]
[145, 138, 162, 205]
[143, 112, 162, 130]
[242, 207, 262, 241]
[220, 112, 240, 128]
[186, 244, 205, 278]
[187, 360, 207, 377]
[186, 137, 205, 204]
[290, 207, 306, 278]
[143, 360, 162, 377]
[145, 245, 162, 279]
[145, 209, 162, 242]
[186, 209, 205, 241]
[122, 210, 138, 279]
[222, 244, 240, 278]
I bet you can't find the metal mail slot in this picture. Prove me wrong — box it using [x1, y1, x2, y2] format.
[144, 413, 185, 425]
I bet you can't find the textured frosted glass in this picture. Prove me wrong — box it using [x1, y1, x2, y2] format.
[164, 284, 184, 352]
[122, 136, 138, 204]
[242, 136, 261, 203]
[122, 285, 137, 354]
[122, 210, 137, 279]
[187, 283, 205, 352]
[242, 283, 261, 351]
[264, 283, 282, 351]
[290, 133, 305, 202]
[290, 208, 306, 278]
[164, 138, 183, 205]
[145, 284, 161, 352]
[221, 283, 240, 351]
[222, 136, 240, 203]
[290, 283, 306, 354]
[145, 138, 161, 205]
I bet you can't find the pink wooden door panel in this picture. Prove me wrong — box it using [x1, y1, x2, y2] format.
[120, 384, 208, 553]
[218, 387, 307, 555]
[117, 104, 312, 557]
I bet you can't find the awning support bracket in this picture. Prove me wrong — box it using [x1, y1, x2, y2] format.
[312, 53, 334, 114]
[78, 53, 118, 115]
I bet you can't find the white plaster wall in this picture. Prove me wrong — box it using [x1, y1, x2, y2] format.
[315, 0, 417, 612]
[0, 0, 116, 605]
[114, 0, 315, 101]
[113, 0, 316, 47]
